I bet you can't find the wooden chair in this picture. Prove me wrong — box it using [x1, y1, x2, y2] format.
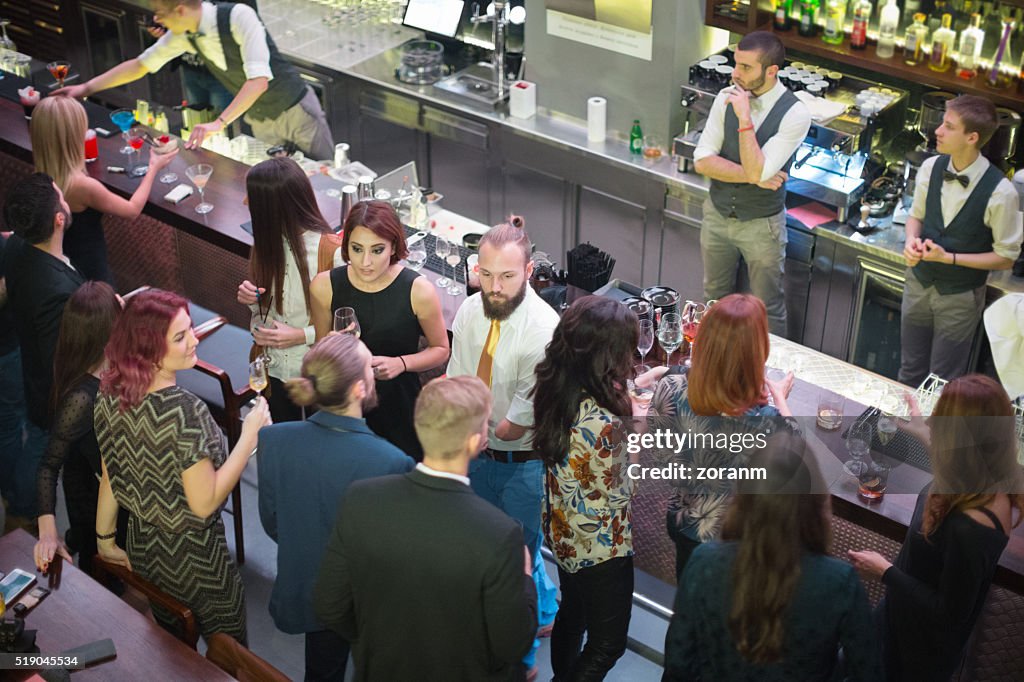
[206, 633, 291, 682]
[178, 302, 256, 565]
[92, 555, 199, 649]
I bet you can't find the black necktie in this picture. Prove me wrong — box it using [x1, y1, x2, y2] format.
[943, 170, 969, 188]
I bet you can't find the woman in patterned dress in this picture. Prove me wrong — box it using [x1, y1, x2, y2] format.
[94, 290, 271, 643]
[533, 296, 640, 681]
[648, 293, 797, 579]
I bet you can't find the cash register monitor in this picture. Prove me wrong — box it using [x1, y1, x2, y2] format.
[403, 0, 466, 38]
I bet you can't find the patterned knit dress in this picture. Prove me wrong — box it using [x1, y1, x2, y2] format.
[95, 386, 247, 643]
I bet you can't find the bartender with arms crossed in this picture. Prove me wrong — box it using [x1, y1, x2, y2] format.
[56, 0, 334, 160]
[694, 31, 810, 338]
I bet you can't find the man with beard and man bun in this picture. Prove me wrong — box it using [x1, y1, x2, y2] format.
[258, 333, 414, 681]
[446, 217, 559, 678]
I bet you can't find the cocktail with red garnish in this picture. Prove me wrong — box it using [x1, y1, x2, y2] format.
[47, 60, 70, 89]
[125, 127, 148, 177]
[154, 134, 178, 183]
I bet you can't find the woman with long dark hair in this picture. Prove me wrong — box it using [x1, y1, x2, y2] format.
[533, 296, 638, 681]
[850, 375, 1024, 681]
[33, 282, 122, 576]
[664, 431, 881, 680]
[310, 201, 449, 459]
[236, 157, 342, 422]
[31, 95, 177, 283]
[648, 293, 796, 577]
[94, 290, 271, 643]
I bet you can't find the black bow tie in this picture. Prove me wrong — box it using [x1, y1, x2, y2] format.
[943, 170, 970, 188]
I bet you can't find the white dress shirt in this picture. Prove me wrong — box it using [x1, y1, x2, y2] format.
[694, 79, 812, 183]
[910, 154, 1022, 262]
[138, 1, 273, 82]
[447, 286, 560, 452]
[415, 462, 470, 486]
[251, 230, 343, 382]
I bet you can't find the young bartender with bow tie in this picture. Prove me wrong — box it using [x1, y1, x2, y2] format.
[693, 31, 811, 338]
[899, 94, 1022, 387]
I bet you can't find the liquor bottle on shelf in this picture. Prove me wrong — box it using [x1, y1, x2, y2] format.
[877, 0, 900, 58]
[822, 0, 846, 45]
[850, 0, 872, 50]
[929, 0, 949, 33]
[904, 13, 929, 65]
[929, 13, 955, 72]
[630, 120, 643, 155]
[799, 0, 820, 37]
[987, 18, 1016, 89]
[957, 13, 985, 79]
[774, 0, 793, 31]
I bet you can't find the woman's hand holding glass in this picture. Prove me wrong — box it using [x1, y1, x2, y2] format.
[252, 320, 306, 350]
[241, 395, 272, 443]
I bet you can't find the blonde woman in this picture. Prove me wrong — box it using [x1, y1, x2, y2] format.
[31, 96, 177, 283]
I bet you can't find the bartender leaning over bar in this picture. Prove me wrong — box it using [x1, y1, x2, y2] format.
[54, 0, 334, 161]
[900, 95, 1022, 388]
[694, 31, 811, 338]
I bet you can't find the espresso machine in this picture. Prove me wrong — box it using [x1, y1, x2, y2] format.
[673, 51, 909, 222]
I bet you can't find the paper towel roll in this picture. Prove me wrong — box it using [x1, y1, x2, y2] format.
[587, 96, 607, 143]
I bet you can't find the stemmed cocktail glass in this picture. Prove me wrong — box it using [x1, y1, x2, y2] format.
[185, 163, 214, 214]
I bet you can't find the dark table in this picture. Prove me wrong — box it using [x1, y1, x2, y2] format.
[0, 529, 233, 681]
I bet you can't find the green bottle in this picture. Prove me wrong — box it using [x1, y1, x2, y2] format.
[630, 120, 643, 155]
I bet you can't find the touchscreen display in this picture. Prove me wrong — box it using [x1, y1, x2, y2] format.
[403, 0, 465, 38]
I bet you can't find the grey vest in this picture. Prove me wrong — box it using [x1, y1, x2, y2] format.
[708, 87, 799, 221]
[913, 155, 1004, 295]
[189, 3, 306, 121]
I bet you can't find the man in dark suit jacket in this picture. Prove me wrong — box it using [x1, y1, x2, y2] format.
[258, 333, 414, 681]
[2, 173, 83, 528]
[315, 376, 537, 681]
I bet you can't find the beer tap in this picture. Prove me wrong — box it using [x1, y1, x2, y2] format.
[471, 1, 510, 100]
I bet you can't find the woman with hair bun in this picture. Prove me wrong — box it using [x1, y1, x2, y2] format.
[94, 289, 271, 643]
[310, 200, 449, 460]
[256, 332, 414, 680]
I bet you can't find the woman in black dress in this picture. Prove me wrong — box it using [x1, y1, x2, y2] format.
[850, 375, 1024, 681]
[310, 201, 449, 460]
[33, 282, 122, 576]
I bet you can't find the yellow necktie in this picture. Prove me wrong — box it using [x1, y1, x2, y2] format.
[476, 319, 501, 387]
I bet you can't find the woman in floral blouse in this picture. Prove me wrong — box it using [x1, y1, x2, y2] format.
[533, 296, 639, 681]
[648, 293, 797, 579]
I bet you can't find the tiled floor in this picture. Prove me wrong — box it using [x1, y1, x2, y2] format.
[47, 460, 668, 681]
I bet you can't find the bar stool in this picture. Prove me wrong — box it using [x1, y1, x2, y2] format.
[177, 302, 256, 566]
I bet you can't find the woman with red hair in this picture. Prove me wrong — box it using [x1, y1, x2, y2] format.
[649, 293, 797, 578]
[310, 201, 449, 460]
[850, 375, 1024, 681]
[94, 290, 271, 643]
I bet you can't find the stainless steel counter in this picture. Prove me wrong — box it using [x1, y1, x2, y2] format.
[226, 0, 1018, 300]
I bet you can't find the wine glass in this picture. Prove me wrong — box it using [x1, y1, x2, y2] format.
[637, 319, 654, 370]
[124, 128, 148, 178]
[185, 163, 214, 214]
[155, 134, 178, 183]
[47, 60, 70, 89]
[434, 236, 451, 288]
[333, 306, 361, 336]
[110, 109, 136, 155]
[843, 420, 872, 478]
[249, 356, 268, 398]
[406, 246, 426, 271]
[446, 250, 463, 296]
[657, 312, 683, 365]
